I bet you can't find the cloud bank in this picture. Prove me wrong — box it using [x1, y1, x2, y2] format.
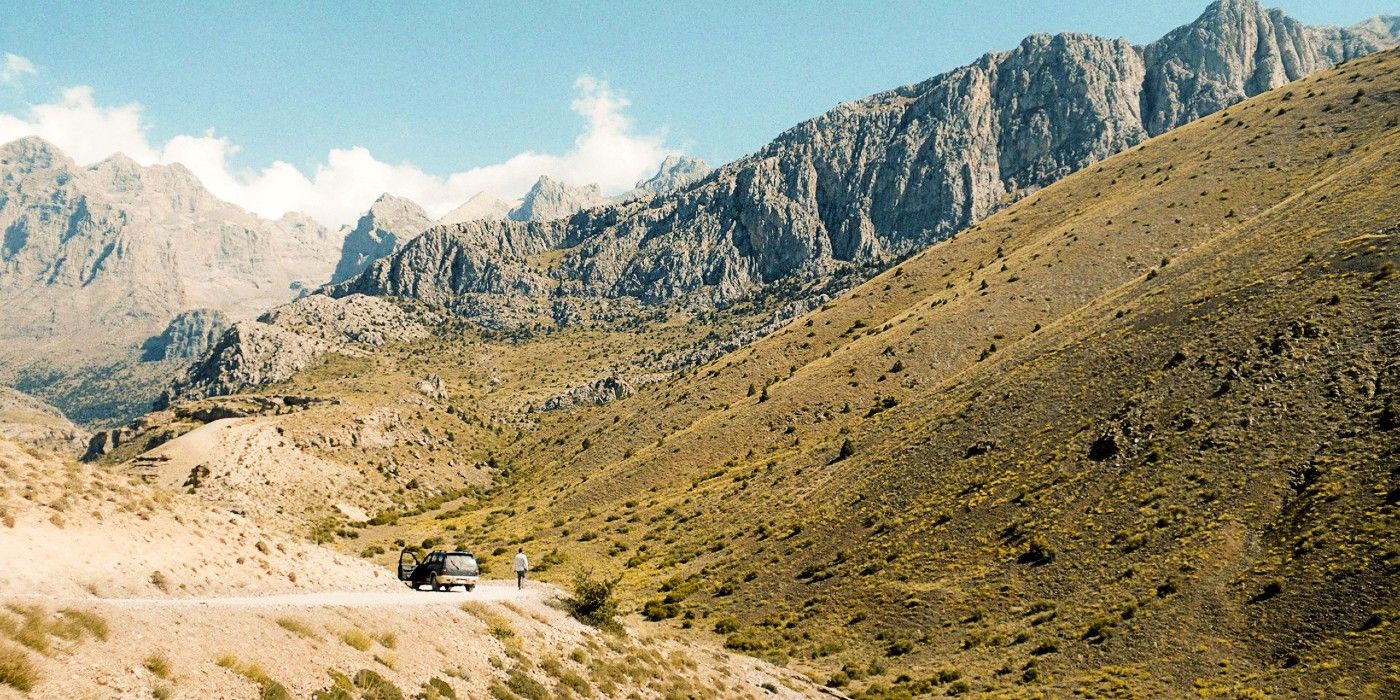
[0, 65, 679, 227]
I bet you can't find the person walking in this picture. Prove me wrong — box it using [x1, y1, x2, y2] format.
[513, 548, 529, 590]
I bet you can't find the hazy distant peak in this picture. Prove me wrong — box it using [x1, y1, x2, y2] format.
[510, 175, 608, 222]
[366, 192, 429, 220]
[1351, 15, 1400, 41]
[439, 191, 518, 225]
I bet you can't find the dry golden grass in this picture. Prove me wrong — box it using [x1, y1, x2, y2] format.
[87, 49, 1400, 699]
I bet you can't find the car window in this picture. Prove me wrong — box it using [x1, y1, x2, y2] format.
[443, 554, 479, 575]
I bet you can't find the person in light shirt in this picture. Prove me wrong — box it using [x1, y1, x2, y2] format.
[513, 548, 529, 589]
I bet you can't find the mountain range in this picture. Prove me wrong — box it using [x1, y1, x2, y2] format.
[0, 138, 342, 423]
[328, 0, 1399, 325]
[332, 159, 713, 284]
[0, 133, 707, 426]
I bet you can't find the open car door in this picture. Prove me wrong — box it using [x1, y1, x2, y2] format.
[397, 549, 420, 583]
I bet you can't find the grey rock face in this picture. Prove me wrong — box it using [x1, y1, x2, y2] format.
[141, 308, 229, 361]
[539, 375, 645, 411]
[1141, 0, 1390, 134]
[416, 373, 448, 400]
[0, 137, 344, 423]
[161, 294, 433, 405]
[334, 1, 1395, 320]
[330, 193, 432, 284]
[509, 176, 609, 222]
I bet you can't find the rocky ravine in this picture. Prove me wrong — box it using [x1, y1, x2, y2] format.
[331, 0, 1397, 317]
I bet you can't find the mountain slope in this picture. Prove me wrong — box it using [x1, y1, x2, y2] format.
[261, 50, 1397, 697]
[102, 46, 1400, 698]
[332, 0, 1396, 320]
[0, 139, 342, 424]
[0, 439, 823, 700]
[423, 50, 1400, 697]
[0, 386, 88, 454]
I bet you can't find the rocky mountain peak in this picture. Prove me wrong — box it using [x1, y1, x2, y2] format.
[510, 176, 607, 222]
[439, 191, 518, 225]
[331, 2, 1399, 327]
[329, 192, 433, 284]
[366, 192, 428, 220]
[0, 136, 72, 172]
[1353, 15, 1400, 39]
[629, 155, 712, 197]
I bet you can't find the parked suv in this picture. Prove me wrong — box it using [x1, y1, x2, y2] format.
[398, 549, 480, 591]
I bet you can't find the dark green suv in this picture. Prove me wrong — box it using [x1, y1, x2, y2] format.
[398, 549, 480, 591]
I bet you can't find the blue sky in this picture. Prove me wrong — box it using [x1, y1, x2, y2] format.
[0, 0, 1392, 225]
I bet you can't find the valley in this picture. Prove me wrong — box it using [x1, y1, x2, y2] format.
[1, 2, 1397, 698]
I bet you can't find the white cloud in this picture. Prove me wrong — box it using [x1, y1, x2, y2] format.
[0, 74, 680, 227]
[1, 53, 36, 84]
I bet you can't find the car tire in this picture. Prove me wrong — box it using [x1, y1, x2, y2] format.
[465, 585, 475, 592]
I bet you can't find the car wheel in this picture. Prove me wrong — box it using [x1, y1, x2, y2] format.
[465, 585, 475, 592]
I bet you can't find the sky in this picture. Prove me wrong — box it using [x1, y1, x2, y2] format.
[0, 0, 1392, 227]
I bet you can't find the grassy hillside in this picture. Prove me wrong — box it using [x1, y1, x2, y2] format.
[103, 50, 1398, 698]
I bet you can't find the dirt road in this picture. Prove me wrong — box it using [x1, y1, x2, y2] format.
[10, 579, 548, 609]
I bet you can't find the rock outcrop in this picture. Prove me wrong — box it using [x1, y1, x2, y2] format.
[0, 386, 90, 454]
[330, 193, 433, 284]
[161, 294, 433, 405]
[539, 376, 638, 411]
[141, 308, 230, 361]
[333, 1, 1396, 320]
[416, 373, 448, 401]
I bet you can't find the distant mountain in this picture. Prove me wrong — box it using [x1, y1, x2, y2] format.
[337, 163, 712, 287]
[332, 0, 1397, 319]
[329, 194, 432, 284]
[438, 191, 517, 226]
[508, 176, 609, 222]
[0, 137, 342, 424]
[619, 155, 712, 201]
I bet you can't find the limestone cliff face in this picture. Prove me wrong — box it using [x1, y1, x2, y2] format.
[1141, 0, 1394, 134]
[329, 194, 432, 284]
[141, 309, 230, 361]
[0, 137, 343, 423]
[332, 1, 1396, 315]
